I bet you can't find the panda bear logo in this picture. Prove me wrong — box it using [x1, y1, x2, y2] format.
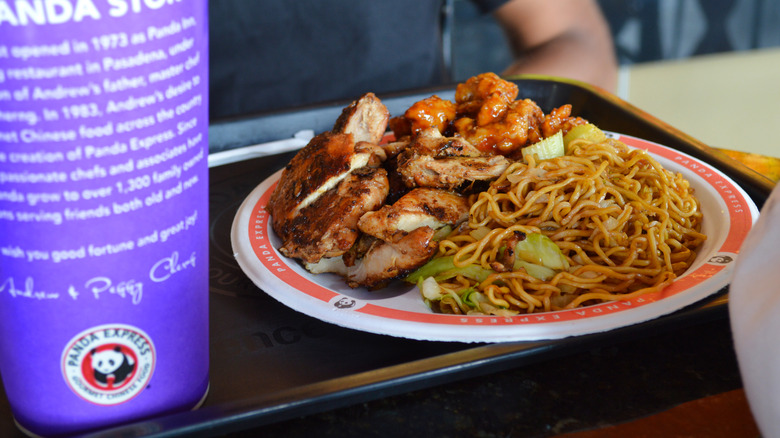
[90, 345, 137, 388]
[62, 324, 155, 405]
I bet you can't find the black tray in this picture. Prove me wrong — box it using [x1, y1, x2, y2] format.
[0, 78, 773, 437]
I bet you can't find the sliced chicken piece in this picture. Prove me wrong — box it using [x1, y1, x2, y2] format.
[382, 152, 412, 205]
[398, 155, 511, 190]
[306, 227, 438, 290]
[346, 227, 438, 289]
[271, 94, 389, 216]
[358, 188, 469, 242]
[274, 166, 389, 264]
[403, 127, 481, 158]
[305, 189, 466, 289]
[267, 93, 393, 264]
[340, 233, 379, 267]
[380, 137, 411, 160]
[354, 141, 388, 167]
[269, 93, 389, 221]
[303, 232, 377, 274]
[304, 255, 349, 276]
[396, 128, 511, 190]
[333, 92, 390, 144]
[268, 132, 376, 220]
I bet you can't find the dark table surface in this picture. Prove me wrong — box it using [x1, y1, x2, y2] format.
[1, 79, 773, 438]
[234, 316, 747, 437]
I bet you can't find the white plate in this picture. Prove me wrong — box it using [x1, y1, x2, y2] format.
[231, 133, 759, 342]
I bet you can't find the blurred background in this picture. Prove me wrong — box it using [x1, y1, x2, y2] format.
[452, 0, 780, 80]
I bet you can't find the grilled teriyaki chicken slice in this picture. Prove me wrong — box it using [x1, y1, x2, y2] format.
[395, 128, 511, 190]
[267, 93, 391, 264]
[304, 228, 438, 290]
[268, 132, 373, 219]
[333, 92, 390, 144]
[358, 188, 469, 242]
[344, 227, 438, 289]
[274, 167, 389, 263]
[305, 188, 469, 288]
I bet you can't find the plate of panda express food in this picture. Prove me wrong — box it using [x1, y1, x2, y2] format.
[231, 73, 758, 342]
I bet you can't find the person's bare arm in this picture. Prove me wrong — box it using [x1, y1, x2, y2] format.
[493, 0, 618, 92]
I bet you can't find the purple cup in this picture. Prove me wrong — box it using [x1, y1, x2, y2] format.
[0, 2, 210, 436]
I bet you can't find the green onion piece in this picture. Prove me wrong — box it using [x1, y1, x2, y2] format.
[406, 256, 457, 284]
[514, 260, 557, 281]
[419, 277, 444, 301]
[406, 256, 495, 284]
[522, 130, 564, 163]
[460, 288, 478, 307]
[432, 225, 453, 241]
[563, 123, 607, 150]
[515, 233, 569, 271]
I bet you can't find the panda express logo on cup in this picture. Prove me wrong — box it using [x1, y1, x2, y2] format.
[61, 324, 156, 405]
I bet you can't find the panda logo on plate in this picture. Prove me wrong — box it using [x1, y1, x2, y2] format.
[61, 324, 156, 406]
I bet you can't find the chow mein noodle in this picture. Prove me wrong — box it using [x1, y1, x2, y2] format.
[415, 132, 707, 315]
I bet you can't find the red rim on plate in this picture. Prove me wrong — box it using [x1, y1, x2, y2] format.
[231, 133, 759, 342]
